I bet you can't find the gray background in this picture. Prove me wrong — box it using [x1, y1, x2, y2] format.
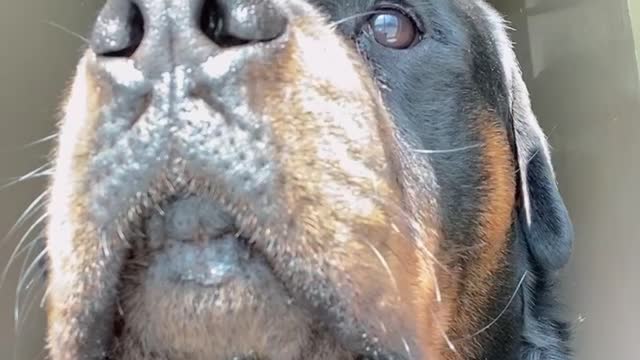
[1, 0, 638, 359]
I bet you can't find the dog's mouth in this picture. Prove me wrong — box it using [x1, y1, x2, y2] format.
[132, 194, 259, 289]
[112, 191, 314, 359]
[107, 180, 386, 360]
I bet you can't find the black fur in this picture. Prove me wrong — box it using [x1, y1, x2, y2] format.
[316, 0, 574, 358]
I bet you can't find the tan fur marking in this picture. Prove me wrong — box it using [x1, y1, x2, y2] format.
[257, 18, 437, 357]
[444, 112, 517, 359]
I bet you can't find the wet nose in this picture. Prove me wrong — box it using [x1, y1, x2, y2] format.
[90, 0, 288, 58]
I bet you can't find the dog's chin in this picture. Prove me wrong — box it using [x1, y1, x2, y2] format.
[112, 196, 353, 360]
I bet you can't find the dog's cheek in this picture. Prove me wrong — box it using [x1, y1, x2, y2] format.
[55, 53, 113, 179]
[46, 52, 126, 360]
[443, 111, 517, 358]
[243, 20, 448, 357]
[474, 111, 517, 273]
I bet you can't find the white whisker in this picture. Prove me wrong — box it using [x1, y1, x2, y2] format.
[412, 144, 482, 155]
[364, 240, 399, 293]
[0, 164, 53, 191]
[1, 213, 48, 288]
[329, 11, 382, 28]
[433, 267, 442, 303]
[401, 337, 413, 360]
[1, 190, 48, 248]
[15, 248, 47, 328]
[454, 271, 528, 341]
[44, 21, 90, 43]
[21, 133, 58, 149]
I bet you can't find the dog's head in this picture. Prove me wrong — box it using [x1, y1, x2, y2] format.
[45, 0, 573, 359]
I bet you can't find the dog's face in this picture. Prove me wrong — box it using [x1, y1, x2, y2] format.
[44, 0, 573, 359]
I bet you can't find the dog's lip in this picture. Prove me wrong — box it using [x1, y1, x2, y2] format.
[146, 232, 260, 287]
[130, 193, 267, 287]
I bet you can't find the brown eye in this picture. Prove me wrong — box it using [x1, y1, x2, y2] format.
[369, 10, 419, 49]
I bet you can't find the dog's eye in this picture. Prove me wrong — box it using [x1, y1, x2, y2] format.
[368, 10, 419, 49]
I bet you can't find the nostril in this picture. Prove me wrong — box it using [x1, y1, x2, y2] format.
[199, 0, 215, 39]
[199, 0, 218, 41]
[200, 0, 251, 47]
[102, 2, 144, 57]
[92, 1, 144, 58]
[199, 0, 287, 48]
[200, 0, 222, 45]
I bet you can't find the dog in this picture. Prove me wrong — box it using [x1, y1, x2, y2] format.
[43, 0, 573, 359]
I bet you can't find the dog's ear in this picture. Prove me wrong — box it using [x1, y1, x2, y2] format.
[509, 67, 574, 271]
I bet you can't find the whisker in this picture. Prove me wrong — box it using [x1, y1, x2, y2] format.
[0, 133, 58, 153]
[6, 238, 44, 267]
[16, 239, 46, 294]
[412, 144, 482, 155]
[370, 193, 450, 273]
[17, 233, 46, 290]
[514, 125, 558, 176]
[1, 190, 48, 248]
[16, 286, 46, 338]
[401, 337, 413, 360]
[453, 271, 528, 341]
[100, 231, 111, 259]
[569, 314, 586, 332]
[16, 265, 46, 333]
[432, 309, 457, 353]
[20, 133, 58, 149]
[366, 194, 449, 333]
[0, 163, 53, 192]
[116, 220, 131, 248]
[442, 327, 457, 353]
[44, 20, 90, 44]
[15, 248, 47, 329]
[433, 269, 442, 303]
[364, 240, 399, 293]
[1, 213, 48, 288]
[40, 285, 50, 309]
[14, 239, 40, 315]
[329, 11, 382, 28]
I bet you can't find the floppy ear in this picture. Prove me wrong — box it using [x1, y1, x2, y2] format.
[509, 68, 574, 271]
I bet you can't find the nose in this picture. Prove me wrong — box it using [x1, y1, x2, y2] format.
[90, 0, 288, 58]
